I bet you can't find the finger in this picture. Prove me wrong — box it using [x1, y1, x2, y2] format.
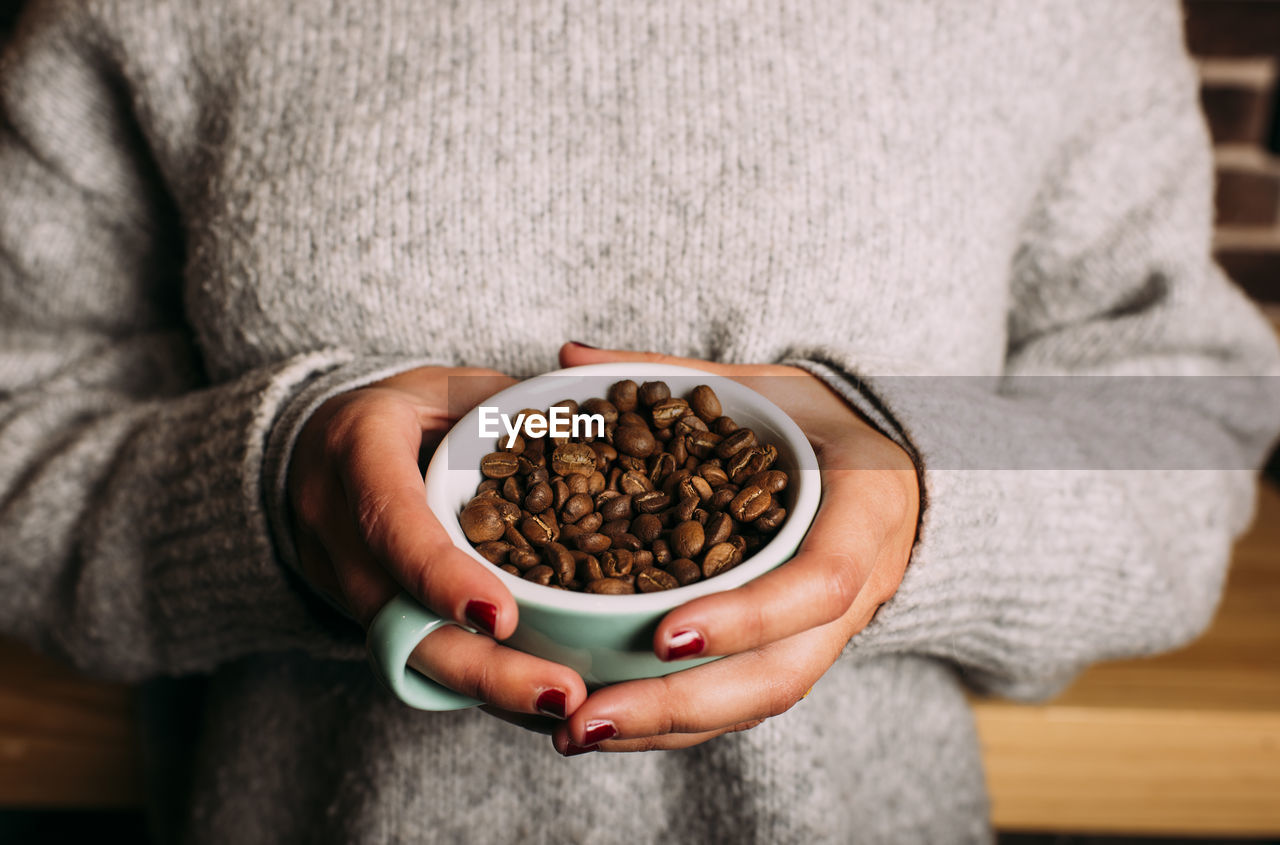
[651, 469, 893, 660]
[334, 402, 518, 639]
[557, 342, 748, 374]
[552, 720, 768, 755]
[409, 624, 588, 717]
[373, 368, 518, 421]
[558, 621, 839, 747]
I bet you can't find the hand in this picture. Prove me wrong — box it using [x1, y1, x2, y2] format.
[287, 366, 590, 721]
[548, 344, 919, 755]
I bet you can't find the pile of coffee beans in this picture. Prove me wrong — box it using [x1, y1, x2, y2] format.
[459, 380, 790, 593]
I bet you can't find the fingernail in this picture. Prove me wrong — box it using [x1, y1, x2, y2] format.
[583, 719, 616, 744]
[665, 629, 705, 660]
[465, 600, 497, 636]
[563, 742, 598, 757]
[536, 689, 567, 720]
[568, 340, 599, 349]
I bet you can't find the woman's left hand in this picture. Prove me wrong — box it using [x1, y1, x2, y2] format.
[548, 342, 920, 755]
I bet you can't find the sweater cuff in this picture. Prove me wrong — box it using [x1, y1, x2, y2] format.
[261, 355, 451, 626]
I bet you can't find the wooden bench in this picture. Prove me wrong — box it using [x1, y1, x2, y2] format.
[2, 483, 1278, 835]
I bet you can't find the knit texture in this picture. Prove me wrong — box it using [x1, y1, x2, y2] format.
[2, 0, 1278, 842]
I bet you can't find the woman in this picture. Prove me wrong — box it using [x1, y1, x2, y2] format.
[2, 1, 1277, 842]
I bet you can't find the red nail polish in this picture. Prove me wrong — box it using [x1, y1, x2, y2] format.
[536, 689, 567, 720]
[563, 742, 598, 757]
[583, 719, 616, 745]
[665, 629, 704, 660]
[465, 600, 497, 636]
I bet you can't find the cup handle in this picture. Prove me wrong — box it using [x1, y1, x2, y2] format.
[367, 592, 483, 711]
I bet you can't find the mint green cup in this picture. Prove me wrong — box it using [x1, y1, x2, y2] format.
[367, 363, 821, 711]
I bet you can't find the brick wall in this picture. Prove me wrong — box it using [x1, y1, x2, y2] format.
[1187, 1, 1280, 315]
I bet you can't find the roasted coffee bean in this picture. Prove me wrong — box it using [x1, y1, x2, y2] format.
[651, 397, 691, 428]
[527, 465, 550, 485]
[510, 548, 541, 571]
[611, 532, 642, 552]
[560, 522, 584, 545]
[519, 514, 556, 547]
[698, 463, 729, 487]
[633, 490, 671, 514]
[619, 470, 652, 495]
[705, 512, 735, 546]
[575, 532, 613, 554]
[586, 470, 607, 494]
[551, 478, 571, 509]
[638, 381, 671, 407]
[577, 511, 603, 533]
[691, 508, 708, 525]
[715, 429, 756, 460]
[701, 543, 737, 578]
[599, 519, 631, 539]
[524, 481, 553, 513]
[674, 495, 699, 522]
[631, 512, 663, 544]
[499, 564, 520, 576]
[461, 504, 505, 543]
[712, 416, 739, 436]
[747, 470, 789, 494]
[468, 490, 503, 509]
[492, 499, 521, 525]
[673, 414, 709, 437]
[671, 520, 706, 559]
[616, 454, 646, 473]
[652, 538, 673, 566]
[581, 397, 619, 425]
[475, 541, 512, 564]
[614, 424, 656, 458]
[668, 435, 688, 466]
[729, 445, 776, 483]
[710, 485, 738, 510]
[591, 442, 617, 467]
[600, 494, 633, 521]
[648, 452, 677, 487]
[608, 379, 639, 413]
[600, 549, 634, 578]
[524, 565, 554, 586]
[577, 553, 604, 582]
[632, 549, 654, 569]
[480, 451, 520, 479]
[689, 385, 722, 422]
[654, 427, 672, 443]
[516, 454, 543, 474]
[501, 475, 525, 502]
[551, 443, 597, 476]
[566, 473, 589, 495]
[504, 524, 533, 550]
[636, 567, 679, 593]
[497, 433, 526, 454]
[684, 429, 721, 458]
[476, 478, 501, 494]
[561, 492, 593, 523]
[676, 475, 713, 503]
[551, 398, 579, 416]
[544, 542, 576, 585]
[617, 411, 648, 428]
[524, 438, 547, 462]
[586, 578, 634, 595]
[669, 558, 702, 586]
[727, 534, 747, 564]
[730, 485, 771, 522]
[661, 468, 692, 498]
[754, 507, 787, 532]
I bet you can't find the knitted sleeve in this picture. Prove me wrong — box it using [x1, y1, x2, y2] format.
[0, 3, 432, 680]
[785, 2, 1280, 700]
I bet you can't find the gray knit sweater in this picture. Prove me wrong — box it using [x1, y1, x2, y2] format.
[2, 1, 1278, 842]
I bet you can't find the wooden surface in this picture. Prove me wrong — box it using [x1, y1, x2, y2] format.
[0, 484, 1278, 834]
[975, 480, 1280, 836]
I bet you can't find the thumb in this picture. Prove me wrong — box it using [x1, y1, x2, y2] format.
[558, 342, 735, 374]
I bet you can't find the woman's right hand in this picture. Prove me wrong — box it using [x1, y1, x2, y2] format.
[286, 366, 588, 722]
